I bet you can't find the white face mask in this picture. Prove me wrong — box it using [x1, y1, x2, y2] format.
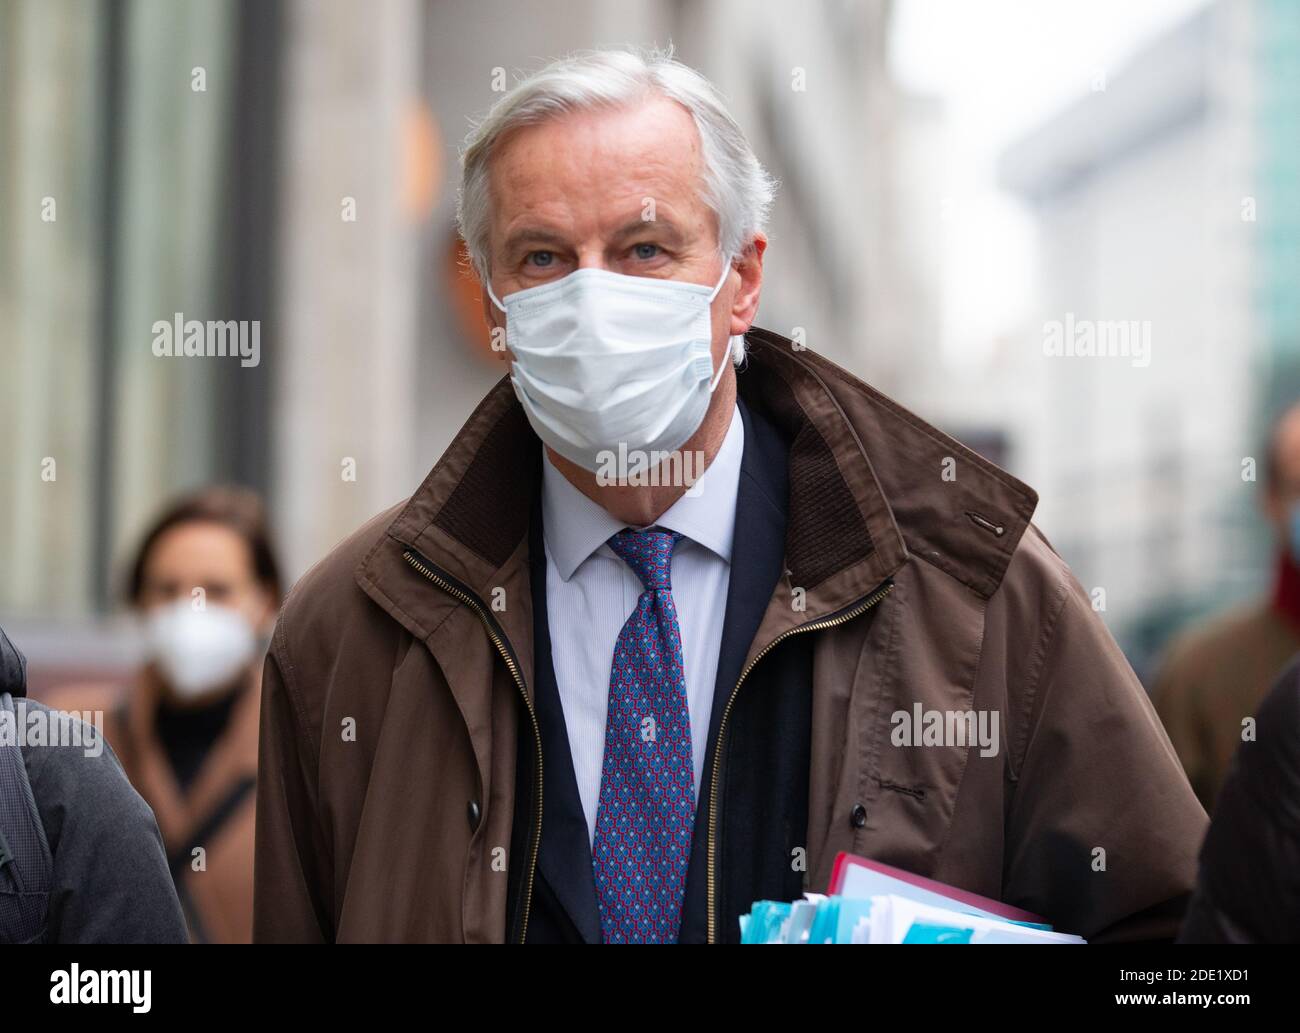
[145, 599, 258, 701]
[487, 260, 743, 473]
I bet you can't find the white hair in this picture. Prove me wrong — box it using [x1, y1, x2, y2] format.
[456, 45, 777, 283]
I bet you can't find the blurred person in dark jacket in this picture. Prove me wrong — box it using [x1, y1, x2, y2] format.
[1179, 656, 1300, 942]
[48, 486, 281, 942]
[1, 625, 187, 943]
[1154, 402, 1300, 812]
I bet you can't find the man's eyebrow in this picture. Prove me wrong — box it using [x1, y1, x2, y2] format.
[500, 218, 688, 255]
[501, 227, 572, 254]
[610, 217, 686, 243]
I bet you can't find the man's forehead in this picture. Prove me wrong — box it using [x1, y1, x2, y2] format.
[487, 96, 708, 227]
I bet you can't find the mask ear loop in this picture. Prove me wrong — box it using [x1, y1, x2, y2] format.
[707, 254, 733, 301]
[485, 280, 513, 367]
[708, 344, 732, 392]
[706, 254, 737, 392]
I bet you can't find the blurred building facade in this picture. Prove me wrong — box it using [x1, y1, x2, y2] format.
[3, 0, 940, 681]
[943, 0, 1300, 672]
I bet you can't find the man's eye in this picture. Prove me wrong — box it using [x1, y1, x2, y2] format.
[633, 243, 660, 260]
[526, 251, 554, 267]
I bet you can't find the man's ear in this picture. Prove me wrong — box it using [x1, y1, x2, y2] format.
[730, 232, 767, 336]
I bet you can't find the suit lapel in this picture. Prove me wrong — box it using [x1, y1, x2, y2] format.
[528, 499, 604, 943]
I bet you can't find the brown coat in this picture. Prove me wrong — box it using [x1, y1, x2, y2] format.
[50, 668, 260, 943]
[253, 329, 1207, 943]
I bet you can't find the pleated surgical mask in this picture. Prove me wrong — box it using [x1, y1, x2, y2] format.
[487, 260, 742, 474]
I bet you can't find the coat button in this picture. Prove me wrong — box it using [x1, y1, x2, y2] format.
[850, 803, 867, 828]
[467, 799, 482, 831]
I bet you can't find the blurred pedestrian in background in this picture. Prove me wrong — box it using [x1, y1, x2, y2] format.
[1153, 402, 1300, 812]
[1179, 656, 1300, 943]
[48, 486, 281, 942]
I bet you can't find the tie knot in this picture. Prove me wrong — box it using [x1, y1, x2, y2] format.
[607, 528, 681, 592]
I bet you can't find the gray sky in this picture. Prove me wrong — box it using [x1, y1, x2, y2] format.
[890, 0, 1211, 361]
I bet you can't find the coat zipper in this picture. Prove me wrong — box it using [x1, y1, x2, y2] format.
[401, 548, 543, 944]
[705, 578, 895, 943]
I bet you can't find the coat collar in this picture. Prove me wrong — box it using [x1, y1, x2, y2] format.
[354, 328, 1038, 652]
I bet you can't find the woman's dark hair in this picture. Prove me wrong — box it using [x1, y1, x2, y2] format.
[126, 485, 283, 605]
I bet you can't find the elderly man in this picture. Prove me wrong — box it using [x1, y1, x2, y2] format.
[253, 48, 1206, 944]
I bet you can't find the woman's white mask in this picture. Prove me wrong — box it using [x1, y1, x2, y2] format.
[145, 599, 257, 701]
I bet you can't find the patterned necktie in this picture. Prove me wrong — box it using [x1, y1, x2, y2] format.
[592, 528, 696, 943]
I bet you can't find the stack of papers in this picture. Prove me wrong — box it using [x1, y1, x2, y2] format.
[739, 852, 1086, 944]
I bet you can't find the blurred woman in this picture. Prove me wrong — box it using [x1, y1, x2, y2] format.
[51, 486, 281, 942]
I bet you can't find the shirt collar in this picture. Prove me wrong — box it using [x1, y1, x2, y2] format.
[541, 404, 745, 581]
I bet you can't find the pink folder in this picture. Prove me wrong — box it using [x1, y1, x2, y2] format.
[827, 851, 1047, 925]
